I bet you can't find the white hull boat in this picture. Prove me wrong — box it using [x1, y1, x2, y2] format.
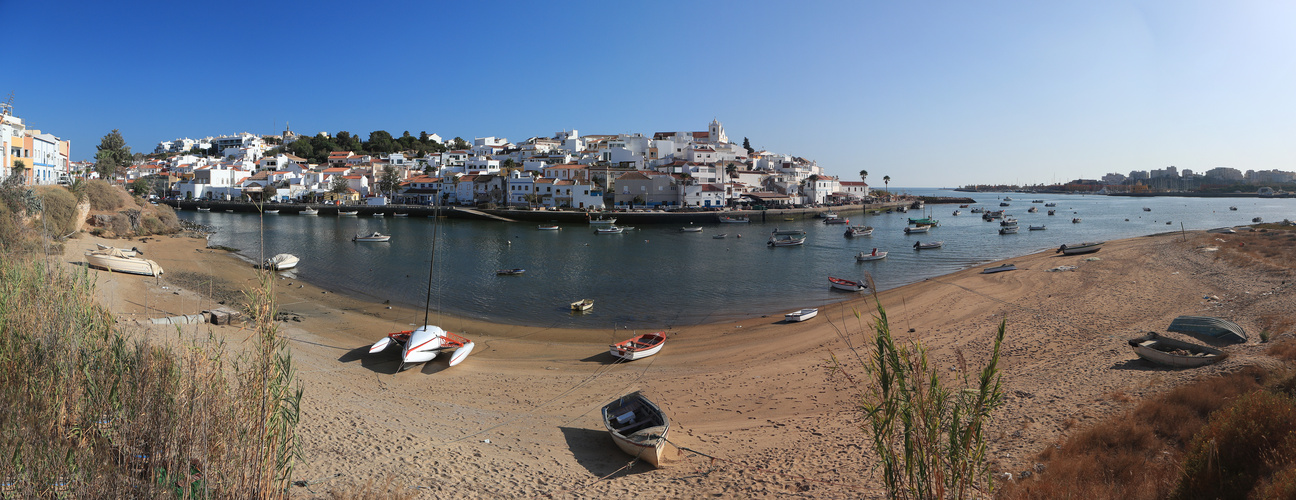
[370, 325, 475, 371]
[829, 277, 867, 292]
[603, 392, 674, 467]
[354, 232, 391, 242]
[609, 332, 666, 361]
[263, 253, 299, 271]
[85, 247, 164, 276]
[785, 308, 818, 322]
[856, 250, 887, 261]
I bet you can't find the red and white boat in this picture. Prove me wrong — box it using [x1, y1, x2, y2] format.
[609, 331, 666, 361]
[829, 276, 867, 292]
[369, 325, 475, 371]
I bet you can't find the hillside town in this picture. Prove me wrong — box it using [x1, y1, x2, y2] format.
[8, 114, 877, 210]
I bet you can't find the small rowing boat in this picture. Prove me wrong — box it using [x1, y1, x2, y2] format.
[828, 276, 867, 292]
[609, 332, 666, 361]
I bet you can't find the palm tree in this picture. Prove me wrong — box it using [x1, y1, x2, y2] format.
[883, 175, 891, 200]
[859, 169, 868, 183]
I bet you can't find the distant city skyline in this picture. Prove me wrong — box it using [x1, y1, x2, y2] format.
[8, 1, 1295, 187]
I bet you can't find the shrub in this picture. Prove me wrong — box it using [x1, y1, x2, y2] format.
[153, 203, 179, 231]
[108, 214, 133, 237]
[32, 186, 79, 237]
[1173, 391, 1296, 499]
[85, 180, 128, 211]
[142, 215, 167, 235]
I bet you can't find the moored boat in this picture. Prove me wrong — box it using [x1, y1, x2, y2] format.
[785, 308, 818, 322]
[495, 268, 525, 276]
[85, 247, 164, 276]
[856, 249, 887, 261]
[609, 331, 666, 361]
[263, 253, 299, 271]
[1128, 332, 1227, 368]
[538, 224, 561, 230]
[828, 276, 867, 292]
[1056, 241, 1103, 255]
[768, 235, 806, 246]
[913, 241, 943, 250]
[999, 226, 1018, 234]
[844, 226, 873, 237]
[602, 392, 674, 467]
[571, 298, 594, 312]
[300, 207, 319, 215]
[718, 215, 750, 223]
[353, 232, 391, 242]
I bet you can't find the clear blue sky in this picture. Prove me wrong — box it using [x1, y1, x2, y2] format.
[8, 0, 1295, 186]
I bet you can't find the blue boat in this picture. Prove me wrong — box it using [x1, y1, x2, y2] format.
[1167, 316, 1247, 344]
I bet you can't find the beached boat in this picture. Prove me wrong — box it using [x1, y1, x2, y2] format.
[495, 268, 525, 276]
[912, 241, 943, 250]
[85, 247, 164, 276]
[1056, 241, 1103, 255]
[537, 224, 560, 230]
[904, 225, 931, 234]
[603, 392, 673, 467]
[595, 226, 625, 234]
[1127, 332, 1227, 368]
[999, 226, 1018, 235]
[718, 216, 750, 223]
[1028, 225, 1047, 231]
[680, 226, 703, 232]
[1167, 316, 1247, 344]
[354, 232, 391, 242]
[981, 263, 1016, 274]
[785, 308, 818, 322]
[609, 332, 666, 361]
[828, 276, 867, 292]
[589, 216, 617, 226]
[96, 243, 140, 257]
[263, 253, 299, 271]
[300, 207, 319, 215]
[339, 210, 358, 216]
[856, 249, 887, 261]
[768, 235, 807, 246]
[844, 226, 873, 237]
[571, 299, 594, 312]
[823, 217, 849, 225]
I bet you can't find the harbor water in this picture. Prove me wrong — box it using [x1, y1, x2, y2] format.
[179, 189, 1295, 328]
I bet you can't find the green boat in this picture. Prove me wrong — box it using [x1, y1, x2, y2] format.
[908, 217, 939, 226]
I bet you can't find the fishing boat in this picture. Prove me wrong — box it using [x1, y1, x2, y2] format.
[339, 210, 359, 216]
[912, 241, 943, 250]
[197, 207, 212, 212]
[537, 224, 561, 230]
[300, 207, 319, 215]
[981, 263, 1016, 274]
[680, 226, 703, 232]
[263, 253, 299, 271]
[999, 226, 1018, 234]
[595, 226, 625, 234]
[904, 225, 931, 234]
[844, 226, 873, 237]
[767, 235, 806, 246]
[1167, 316, 1248, 344]
[785, 308, 818, 322]
[264, 209, 280, 214]
[1072, 217, 1082, 223]
[353, 232, 391, 242]
[1127, 332, 1227, 368]
[495, 268, 525, 276]
[908, 217, 938, 225]
[823, 217, 849, 225]
[589, 215, 617, 226]
[372, 212, 385, 217]
[1028, 225, 1047, 231]
[952, 210, 961, 216]
[609, 332, 666, 361]
[85, 247, 164, 276]
[856, 249, 887, 261]
[772, 228, 807, 236]
[718, 216, 750, 223]
[571, 299, 594, 312]
[602, 392, 674, 467]
[712, 233, 728, 239]
[828, 277, 867, 292]
[393, 213, 409, 217]
[1056, 241, 1104, 255]
[1045, 202, 1057, 207]
[1047, 210, 1056, 216]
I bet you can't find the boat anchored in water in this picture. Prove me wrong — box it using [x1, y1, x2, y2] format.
[856, 248, 887, 261]
[353, 232, 391, 242]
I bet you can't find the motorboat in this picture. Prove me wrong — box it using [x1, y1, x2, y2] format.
[785, 308, 818, 322]
[844, 226, 873, 237]
[370, 325, 475, 371]
[1028, 225, 1047, 231]
[681, 226, 703, 232]
[263, 253, 299, 271]
[609, 332, 666, 361]
[912, 241, 943, 250]
[603, 392, 674, 467]
[495, 268, 525, 276]
[354, 232, 391, 242]
[85, 247, 164, 276]
[856, 249, 887, 261]
[828, 276, 867, 292]
[999, 226, 1019, 234]
[300, 207, 319, 215]
[1056, 242, 1104, 255]
[718, 216, 750, 223]
[595, 226, 625, 234]
[538, 224, 561, 230]
[768, 235, 806, 246]
[571, 299, 594, 312]
[904, 225, 931, 234]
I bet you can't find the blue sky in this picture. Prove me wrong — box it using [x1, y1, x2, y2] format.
[8, 0, 1295, 187]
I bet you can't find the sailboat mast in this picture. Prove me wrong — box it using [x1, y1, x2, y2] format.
[423, 204, 441, 326]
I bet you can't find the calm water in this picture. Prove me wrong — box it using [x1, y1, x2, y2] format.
[179, 189, 1295, 328]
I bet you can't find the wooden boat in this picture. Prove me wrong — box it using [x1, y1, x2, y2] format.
[912, 241, 943, 250]
[353, 232, 391, 242]
[785, 308, 818, 322]
[595, 226, 624, 234]
[718, 216, 750, 223]
[1128, 332, 1227, 368]
[904, 225, 931, 234]
[85, 247, 164, 276]
[1028, 225, 1047, 231]
[609, 332, 666, 361]
[571, 299, 594, 312]
[999, 226, 1018, 234]
[828, 276, 867, 292]
[300, 207, 319, 215]
[856, 249, 887, 261]
[844, 226, 873, 237]
[263, 253, 299, 271]
[495, 268, 525, 276]
[602, 392, 673, 467]
[1056, 242, 1103, 255]
[823, 217, 849, 225]
[1167, 316, 1247, 344]
[680, 226, 703, 232]
[981, 263, 1016, 274]
[338, 210, 359, 216]
[772, 228, 806, 236]
[537, 224, 561, 230]
[767, 235, 806, 246]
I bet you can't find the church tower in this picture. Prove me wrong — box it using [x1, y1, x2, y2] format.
[708, 119, 728, 144]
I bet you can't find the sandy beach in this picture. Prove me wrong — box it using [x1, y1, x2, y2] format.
[69, 228, 1293, 498]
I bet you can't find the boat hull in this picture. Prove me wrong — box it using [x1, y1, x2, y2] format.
[86, 251, 164, 276]
[1128, 332, 1226, 368]
[785, 308, 818, 322]
[603, 392, 672, 467]
[1058, 242, 1103, 255]
[856, 251, 887, 261]
[609, 332, 666, 361]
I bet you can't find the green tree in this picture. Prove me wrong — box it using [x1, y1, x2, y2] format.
[129, 177, 151, 197]
[94, 129, 132, 180]
[742, 137, 754, 155]
[367, 130, 395, 154]
[11, 160, 26, 183]
[288, 138, 315, 160]
[500, 158, 518, 175]
[449, 137, 470, 150]
[883, 175, 891, 197]
[859, 169, 868, 183]
[725, 163, 738, 178]
[377, 166, 401, 198]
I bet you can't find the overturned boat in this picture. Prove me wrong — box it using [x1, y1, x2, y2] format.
[1167, 316, 1247, 344]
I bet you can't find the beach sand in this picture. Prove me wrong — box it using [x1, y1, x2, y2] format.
[68, 229, 1293, 498]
